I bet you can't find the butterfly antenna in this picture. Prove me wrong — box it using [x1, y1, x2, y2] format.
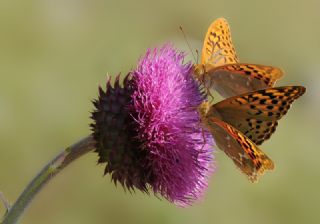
[195, 49, 199, 64]
[179, 26, 197, 63]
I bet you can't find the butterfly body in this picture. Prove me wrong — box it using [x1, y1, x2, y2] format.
[194, 18, 284, 98]
[198, 86, 306, 182]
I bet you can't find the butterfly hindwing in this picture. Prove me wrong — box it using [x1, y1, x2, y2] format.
[206, 117, 274, 182]
[201, 18, 239, 66]
[211, 86, 306, 145]
[203, 64, 284, 98]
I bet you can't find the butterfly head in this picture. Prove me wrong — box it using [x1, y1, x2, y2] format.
[193, 64, 206, 83]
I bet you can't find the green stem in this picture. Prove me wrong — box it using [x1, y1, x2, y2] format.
[1, 135, 96, 224]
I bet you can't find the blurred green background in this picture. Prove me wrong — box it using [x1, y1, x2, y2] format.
[0, 0, 319, 223]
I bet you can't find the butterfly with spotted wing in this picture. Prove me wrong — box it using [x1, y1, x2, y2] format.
[194, 18, 284, 98]
[198, 86, 306, 182]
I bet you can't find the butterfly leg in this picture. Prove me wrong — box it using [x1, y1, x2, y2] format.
[200, 128, 207, 152]
[205, 87, 214, 103]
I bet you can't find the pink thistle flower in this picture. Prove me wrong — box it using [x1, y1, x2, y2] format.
[91, 44, 215, 206]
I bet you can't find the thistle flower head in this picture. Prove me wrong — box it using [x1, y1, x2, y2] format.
[91, 44, 215, 206]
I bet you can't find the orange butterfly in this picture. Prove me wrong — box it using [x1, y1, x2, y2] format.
[194, 18, 284, 98]
[198, 86, 306, 182]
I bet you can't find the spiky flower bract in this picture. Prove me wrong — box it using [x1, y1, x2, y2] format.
[91, 44, 215, 206]
[91, 75, 151, 191]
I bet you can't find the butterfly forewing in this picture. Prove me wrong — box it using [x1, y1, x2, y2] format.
[211, 86, 306, 145]
[206, 117, 274, 182]
[203, 64, 284, 98]
[201, 18, 239, 66]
